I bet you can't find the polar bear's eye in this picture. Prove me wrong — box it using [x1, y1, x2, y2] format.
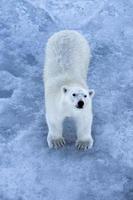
[84, 95, 87, 98]
[63, 88, 67, 93]
[72, 93, 76, 97]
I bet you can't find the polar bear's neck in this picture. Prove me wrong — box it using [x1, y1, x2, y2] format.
[45, 73, 88, 91]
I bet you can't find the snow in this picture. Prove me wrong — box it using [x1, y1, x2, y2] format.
[0, 0, 133, 199]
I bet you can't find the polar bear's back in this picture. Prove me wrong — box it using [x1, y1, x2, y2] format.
[44, 30, 91, 82]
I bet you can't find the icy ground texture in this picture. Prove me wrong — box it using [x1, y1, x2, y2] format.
[0, 0, 133, 199]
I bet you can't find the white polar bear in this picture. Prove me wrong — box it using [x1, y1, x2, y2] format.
[44, 30, 95, 150]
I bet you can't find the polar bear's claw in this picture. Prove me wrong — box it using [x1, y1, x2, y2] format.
[76, 139, 93, 150]
[51, 138, 65, 149]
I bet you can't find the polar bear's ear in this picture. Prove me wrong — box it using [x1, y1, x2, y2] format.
[89, 89, 95, 98]
[61, 86, 68, 93]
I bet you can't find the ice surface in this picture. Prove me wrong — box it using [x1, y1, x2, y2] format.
[0, 0, 133, 199]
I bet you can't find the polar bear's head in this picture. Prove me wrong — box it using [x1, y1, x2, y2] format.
[61, 85, 95, 110]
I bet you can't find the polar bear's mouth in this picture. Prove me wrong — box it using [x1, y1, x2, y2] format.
[76, 100, 84, 109]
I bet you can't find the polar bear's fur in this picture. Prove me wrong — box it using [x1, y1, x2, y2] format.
[44, 30, 95, 150]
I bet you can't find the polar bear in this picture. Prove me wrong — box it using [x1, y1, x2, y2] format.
[44, 30, 95, 150]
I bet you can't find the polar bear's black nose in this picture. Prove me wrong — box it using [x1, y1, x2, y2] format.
[77, 100, 84, 109]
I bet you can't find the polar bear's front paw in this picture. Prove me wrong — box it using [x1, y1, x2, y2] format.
[47, 137, 65, 149]
[76, 138, 93, 150]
